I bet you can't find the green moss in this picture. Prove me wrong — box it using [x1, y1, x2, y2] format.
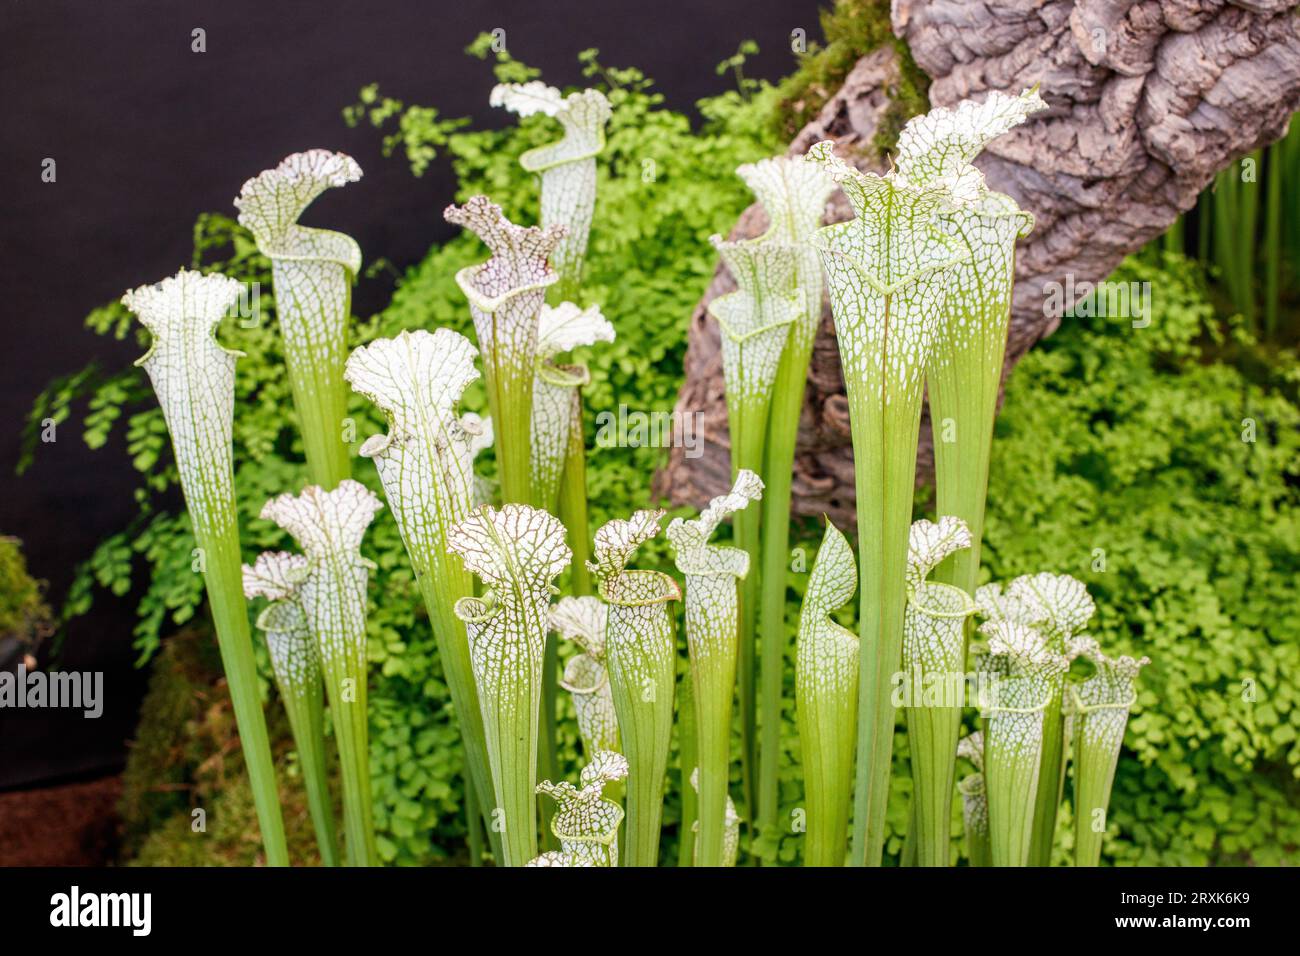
[767, 0, 929, 157]
[0, 536, 51, 643]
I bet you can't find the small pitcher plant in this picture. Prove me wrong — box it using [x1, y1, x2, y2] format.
[956, 731, 990, 867]
[491, 82, 612, 302]
[449, 503, 572, 866]
[666, 468, 762, 867]
[527, 751, 629, 867]
[550, 596, 620, 758]
[589, 509, 680, 866]
[260, 480, 384, 866]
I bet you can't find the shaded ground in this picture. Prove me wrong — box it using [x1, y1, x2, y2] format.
[0, 775, 121, 866]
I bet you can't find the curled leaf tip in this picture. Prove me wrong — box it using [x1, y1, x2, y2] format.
[448, 503, 572, 591]
[234, 149, 363, 270]
[122, 268, 246, 339]
[444, 195, 566, 294]
[260, 479, 384, 560]
[906, 515, 972, 591]
[667, 469, 762, 577]
[241, 550, 308, 602]
[345, 327, 480, 440]
[588, 508, 666, 582]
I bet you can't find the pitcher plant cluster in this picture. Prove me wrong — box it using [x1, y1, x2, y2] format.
[119, 76, 1148, 867]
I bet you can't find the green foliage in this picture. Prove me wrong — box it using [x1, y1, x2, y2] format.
[0, 536, 51, 643]
[981, 252, 1300, 865]
[31, 42, 784, 865]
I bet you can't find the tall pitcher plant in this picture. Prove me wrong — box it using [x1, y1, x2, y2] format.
[738, 156, 836, 834]
[124, 269, 289, 866]
[900, 88, 1046, 626]
[491, 82, 612, 302]
[344, 328, 499, 857]
[804, 140, 964, 866]
[666, 469, 762, 867]
[235, 150, 362, 489]
[260, 480, 384, 866]
[446, 196, 565, 505]
[708, 224, 797, 814]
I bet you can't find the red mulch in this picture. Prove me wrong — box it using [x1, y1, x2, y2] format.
[0, 775, 121, 866]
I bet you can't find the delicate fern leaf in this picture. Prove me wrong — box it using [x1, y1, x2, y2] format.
[234, 150, 362, 487]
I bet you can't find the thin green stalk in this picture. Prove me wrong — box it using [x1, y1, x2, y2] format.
[261, 480, 385, 866]
[676, 668, 698, 867]
[235, 150, 361, 489]
[1265, 142, 1282, 340]
[591, 510, 681, 866]
[465, 768, 484, 866]
[449, 503, 573, 867]
[347, 328, 502, 861]
[125, 269, 289, 867]
[956, 732, 989, 867]
[668, 470, 762, 866]
[794, 521, 858, 866]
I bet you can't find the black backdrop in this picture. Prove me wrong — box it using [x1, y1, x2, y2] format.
[0, 0, 821, 788]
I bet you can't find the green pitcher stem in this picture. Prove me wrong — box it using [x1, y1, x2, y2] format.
[730, 394, 766, 821]
[280, 679, 339, 866]
[204, 527, 290, 866]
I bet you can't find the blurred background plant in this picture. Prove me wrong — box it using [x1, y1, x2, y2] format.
[20, 5, 1300, 865]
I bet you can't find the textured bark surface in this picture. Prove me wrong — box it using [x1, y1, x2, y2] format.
[655, 1, 1300, 525]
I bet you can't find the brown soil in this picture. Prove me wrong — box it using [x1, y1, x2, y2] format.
[0, 775, 121, 866]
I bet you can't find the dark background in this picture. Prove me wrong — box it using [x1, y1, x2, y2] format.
[0, 0, 822, 788]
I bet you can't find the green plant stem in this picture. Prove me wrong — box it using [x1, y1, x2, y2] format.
[729, 391, 766, 822]
[204, 528, 290, 866]
[676, 668, 698, 867]
[279, 679, 339, 866]
[415, 572, 502, 862]
[756, 329, 806, 838]
[1026, 690, 1066, 865]
[465, 768, 484, 866]
[538, 634, 561, 852]
[846, 298, 930, 867]
[1265, 143, 1282, 340]
[484, 334, 536, 508]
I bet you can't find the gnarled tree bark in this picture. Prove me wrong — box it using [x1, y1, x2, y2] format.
[655, 1, 1300, 526]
